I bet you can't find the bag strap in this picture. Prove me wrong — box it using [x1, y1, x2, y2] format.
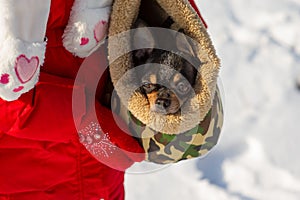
[188, 0, 208, 28]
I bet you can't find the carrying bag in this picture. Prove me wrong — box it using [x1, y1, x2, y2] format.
[107, 0, 223, 163]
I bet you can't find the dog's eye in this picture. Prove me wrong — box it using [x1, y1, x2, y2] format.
[143, 82, 152, 88]
[142, 82, 156, 93]
[176, 82, 190, 94]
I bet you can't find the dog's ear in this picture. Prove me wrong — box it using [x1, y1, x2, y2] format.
[175, 30, 198, 57]
[132, 20, 155, 60]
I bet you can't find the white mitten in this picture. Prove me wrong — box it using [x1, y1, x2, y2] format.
[63, 0, 113, 58]
[0, 0, 50, 101]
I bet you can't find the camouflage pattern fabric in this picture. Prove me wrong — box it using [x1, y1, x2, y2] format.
[111, 86, 223, 164]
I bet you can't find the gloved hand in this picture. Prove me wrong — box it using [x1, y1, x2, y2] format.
[63, 0, 113, 58]
[0, 0, 51, 101]
[78, 102, 145, 171]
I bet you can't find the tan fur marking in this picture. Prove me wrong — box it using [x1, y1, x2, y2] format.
[173, 73, 181, 83]
[149, 74, 157, 84]
[146, 91, 159, 109]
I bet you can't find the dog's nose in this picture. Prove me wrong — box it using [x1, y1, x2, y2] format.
[155, 98, 171, 109]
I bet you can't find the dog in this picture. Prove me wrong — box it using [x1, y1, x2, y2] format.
[132, 20, 201, 114]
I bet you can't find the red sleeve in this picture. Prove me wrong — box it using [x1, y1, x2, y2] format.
[188, 0, 208, 28]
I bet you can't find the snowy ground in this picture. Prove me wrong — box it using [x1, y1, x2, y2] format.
[125, 0, 300, 199]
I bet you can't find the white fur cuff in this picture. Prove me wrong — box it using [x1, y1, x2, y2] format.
[0, 37, 46, 101]
[63, 0, 113, 58]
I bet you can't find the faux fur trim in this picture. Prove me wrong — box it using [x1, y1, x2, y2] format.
[108, 0, 221, 134]
[0, 37, 46, 101]
[63, 0, 113, 58]
[0, 0, 50, 42]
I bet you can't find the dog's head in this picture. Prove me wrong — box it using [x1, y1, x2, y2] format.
[132, 23, 200, 114]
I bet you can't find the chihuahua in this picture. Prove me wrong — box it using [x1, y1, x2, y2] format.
[132, 20, 201, 114]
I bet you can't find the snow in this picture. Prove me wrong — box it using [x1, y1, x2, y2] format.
[223, 138, 300, 200]
[125, 0, 300, 199]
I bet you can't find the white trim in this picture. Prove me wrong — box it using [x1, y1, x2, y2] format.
[63, 0, 113, 58]
[0, 37, 46, 101]
[0, 0, 50, 42]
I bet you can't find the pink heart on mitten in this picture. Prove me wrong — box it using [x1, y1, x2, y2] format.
[94, 20, 108, 43]
[13, 86, 24, 93]
[80, 37, 90, 46]
[0, 74, 9, 84]
[15, 55, 39, 84]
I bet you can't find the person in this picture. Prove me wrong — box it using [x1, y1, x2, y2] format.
[0, 0, 207, 199]
[0, 0, 144, 199]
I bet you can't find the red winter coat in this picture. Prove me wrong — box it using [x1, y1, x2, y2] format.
[0, 0, 205, 199]
[0, 0, 142, 199]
